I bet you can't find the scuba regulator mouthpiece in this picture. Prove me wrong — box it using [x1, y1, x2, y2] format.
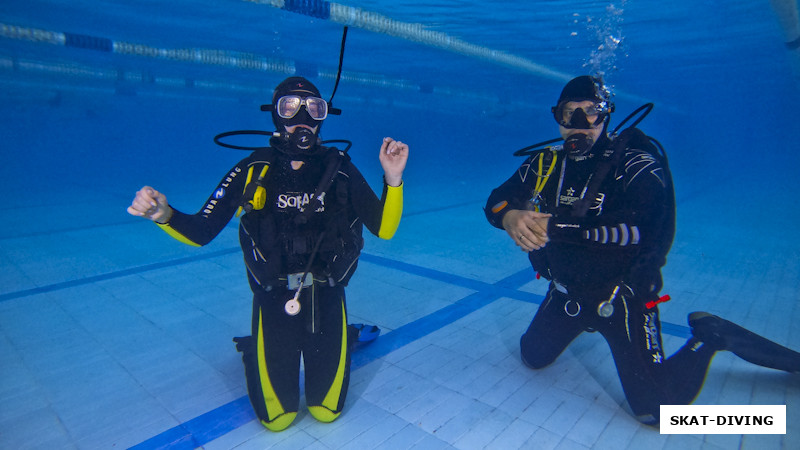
[563, 133, 595, 157]
[268, 126, 325, 160]
[289, 127, 316, 150]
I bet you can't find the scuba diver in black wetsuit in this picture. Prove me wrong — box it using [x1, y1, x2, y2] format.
[485, 75, 800, 425]
[128, 76, 409, 431]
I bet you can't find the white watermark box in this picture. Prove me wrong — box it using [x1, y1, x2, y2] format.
[660, 405, 786, 434]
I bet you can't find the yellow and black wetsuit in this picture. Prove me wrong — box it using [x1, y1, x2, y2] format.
[157, 146, 402, 431]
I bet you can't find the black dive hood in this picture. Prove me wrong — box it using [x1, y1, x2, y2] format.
[260, 28, 348, 158]
[213, 27, 350, 156]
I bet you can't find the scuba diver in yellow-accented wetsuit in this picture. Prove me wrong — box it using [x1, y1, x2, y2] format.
[127, 76, 409, 431]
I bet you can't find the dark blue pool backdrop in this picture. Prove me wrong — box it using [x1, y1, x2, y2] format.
[2, 1, 799, 215]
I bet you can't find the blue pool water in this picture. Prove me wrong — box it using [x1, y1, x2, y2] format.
[1, 1, 799, 448]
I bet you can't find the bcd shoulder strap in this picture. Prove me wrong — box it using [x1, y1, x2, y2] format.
[570, 127, 658, 218]
[294, 147, 349, 225]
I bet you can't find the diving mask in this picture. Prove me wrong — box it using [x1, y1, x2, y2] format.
[552, 101, 613, 129]
[276, 95, 329, 121]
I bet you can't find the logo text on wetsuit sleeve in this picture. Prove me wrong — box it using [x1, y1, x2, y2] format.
[202, 167, 241, 217]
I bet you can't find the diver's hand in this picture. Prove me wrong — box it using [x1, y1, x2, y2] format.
[379, 137, 408, 187]
[127, 186, 173, 224]
[502, 209, 551, 251]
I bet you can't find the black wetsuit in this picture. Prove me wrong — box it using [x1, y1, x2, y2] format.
[485, 136, 714, 424]
[159, 146, 403, 430]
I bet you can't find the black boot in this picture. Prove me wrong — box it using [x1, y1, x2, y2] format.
[688, 312, 800, 373]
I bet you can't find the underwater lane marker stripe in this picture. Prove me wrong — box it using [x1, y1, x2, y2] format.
[244, 0, 571, 80]
[0, 22, 294, 73]
[0, 242, 691, 341]
[64, 32, 113, 51]
[128, 396, 255, 450]
[662, 321, 691, 339]
[360, 253, 500, 293]
[358, 253, 543, 304]
[0, 246, 537, 304]
[282, 0, 331, 19]
[1, 5, 566, 80]
[0, 22, 533, 108]
[351, 289, 504, 370]
[0, 218, 150, 241]
[0, 248, 240, 303]
[0, 21, 656, 108]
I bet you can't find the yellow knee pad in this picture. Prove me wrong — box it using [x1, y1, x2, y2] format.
[260, 411, 297, 432]
[307, 405, 341, 423]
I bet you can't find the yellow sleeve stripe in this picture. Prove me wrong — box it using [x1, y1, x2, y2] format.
[156, 222, 201, 247]
[378, 183, 403, 240]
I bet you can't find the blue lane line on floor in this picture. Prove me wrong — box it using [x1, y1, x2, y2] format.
[129, 397, 255, 450]
[0, 248, 240, 303]
[358, 253, 544, 305]
[350, 265, 536, 370]
[357, 253, 692, 339]
[2, 245, 693, 341]
[0, 218, 143, 241]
